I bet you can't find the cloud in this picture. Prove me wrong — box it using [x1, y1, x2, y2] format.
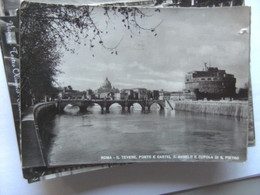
[57, 7, 250, 91]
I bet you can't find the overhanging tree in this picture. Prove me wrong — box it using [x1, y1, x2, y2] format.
[20, 2, 161, 108]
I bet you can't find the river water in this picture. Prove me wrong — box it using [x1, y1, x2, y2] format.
[41, 104, 247, 166]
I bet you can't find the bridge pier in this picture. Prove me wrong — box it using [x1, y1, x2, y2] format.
[56, 101, 61, 112]
[79, 106, 87, 112]
[57, 105, 65, 112]
[126, 105, 130, 111]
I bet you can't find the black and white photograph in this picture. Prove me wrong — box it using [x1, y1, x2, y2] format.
[20, 2, 250, 166]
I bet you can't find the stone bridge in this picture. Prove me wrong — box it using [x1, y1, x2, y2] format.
[57, 99, 165, 112]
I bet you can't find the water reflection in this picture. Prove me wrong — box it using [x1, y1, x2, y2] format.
[42, 105, 248, 165]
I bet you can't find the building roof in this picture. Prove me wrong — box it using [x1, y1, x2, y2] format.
[101, 77, 112, 90]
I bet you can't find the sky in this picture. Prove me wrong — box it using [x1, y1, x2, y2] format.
[55, 6, 250, 91]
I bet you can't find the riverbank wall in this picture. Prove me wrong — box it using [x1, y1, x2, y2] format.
[21, 102, 57, 170]
[170, 100, 248, 119]
[34, 102, 57, 126]
[33, 102, 57, 160]
[21, 106, 46, 170]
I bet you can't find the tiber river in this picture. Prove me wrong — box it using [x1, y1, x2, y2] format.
[41, 103, 247, 166]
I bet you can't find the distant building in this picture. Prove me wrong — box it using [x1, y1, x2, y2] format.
[86, 89, 95, 99]
[121, 89, 134, 100]
[132, 88, 148, 100]
[159, 90, 171, 100]
[60, 86, 86, 99]
[94, 77, 119, 99]
[236, 88, 248, 100]
[152, 90, 159, 100]
[114, 92, 126, 100]
[170, 91, 185, 101]
[185, 64, 236, 100]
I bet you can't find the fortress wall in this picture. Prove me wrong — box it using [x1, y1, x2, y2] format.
[174, 100, 248, 119]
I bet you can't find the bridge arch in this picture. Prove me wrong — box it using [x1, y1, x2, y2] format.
[63, 104, 81, 113]
[88, 102, 105, 111]
[128, 102, 145, 111]
[148, 101, 164, 110]
[107, 102, 125, 111]
[58, 101, 81, 112]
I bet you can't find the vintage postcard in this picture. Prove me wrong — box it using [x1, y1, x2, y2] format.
[1, 0, 251, 182]
[20, 2, 250, 166]
[0, 0, 251, 183]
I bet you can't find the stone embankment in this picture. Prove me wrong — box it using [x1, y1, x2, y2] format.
[21, 102, 57, 170]
[167, 100, 248, 119]
[34, 102, 57, 126]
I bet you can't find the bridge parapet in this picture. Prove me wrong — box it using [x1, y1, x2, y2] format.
[57, 99, 165, 112]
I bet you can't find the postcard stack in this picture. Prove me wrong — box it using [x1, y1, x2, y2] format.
[0, 0, 255, 183]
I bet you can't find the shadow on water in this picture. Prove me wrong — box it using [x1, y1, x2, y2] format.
[38, 114, 58, 160]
